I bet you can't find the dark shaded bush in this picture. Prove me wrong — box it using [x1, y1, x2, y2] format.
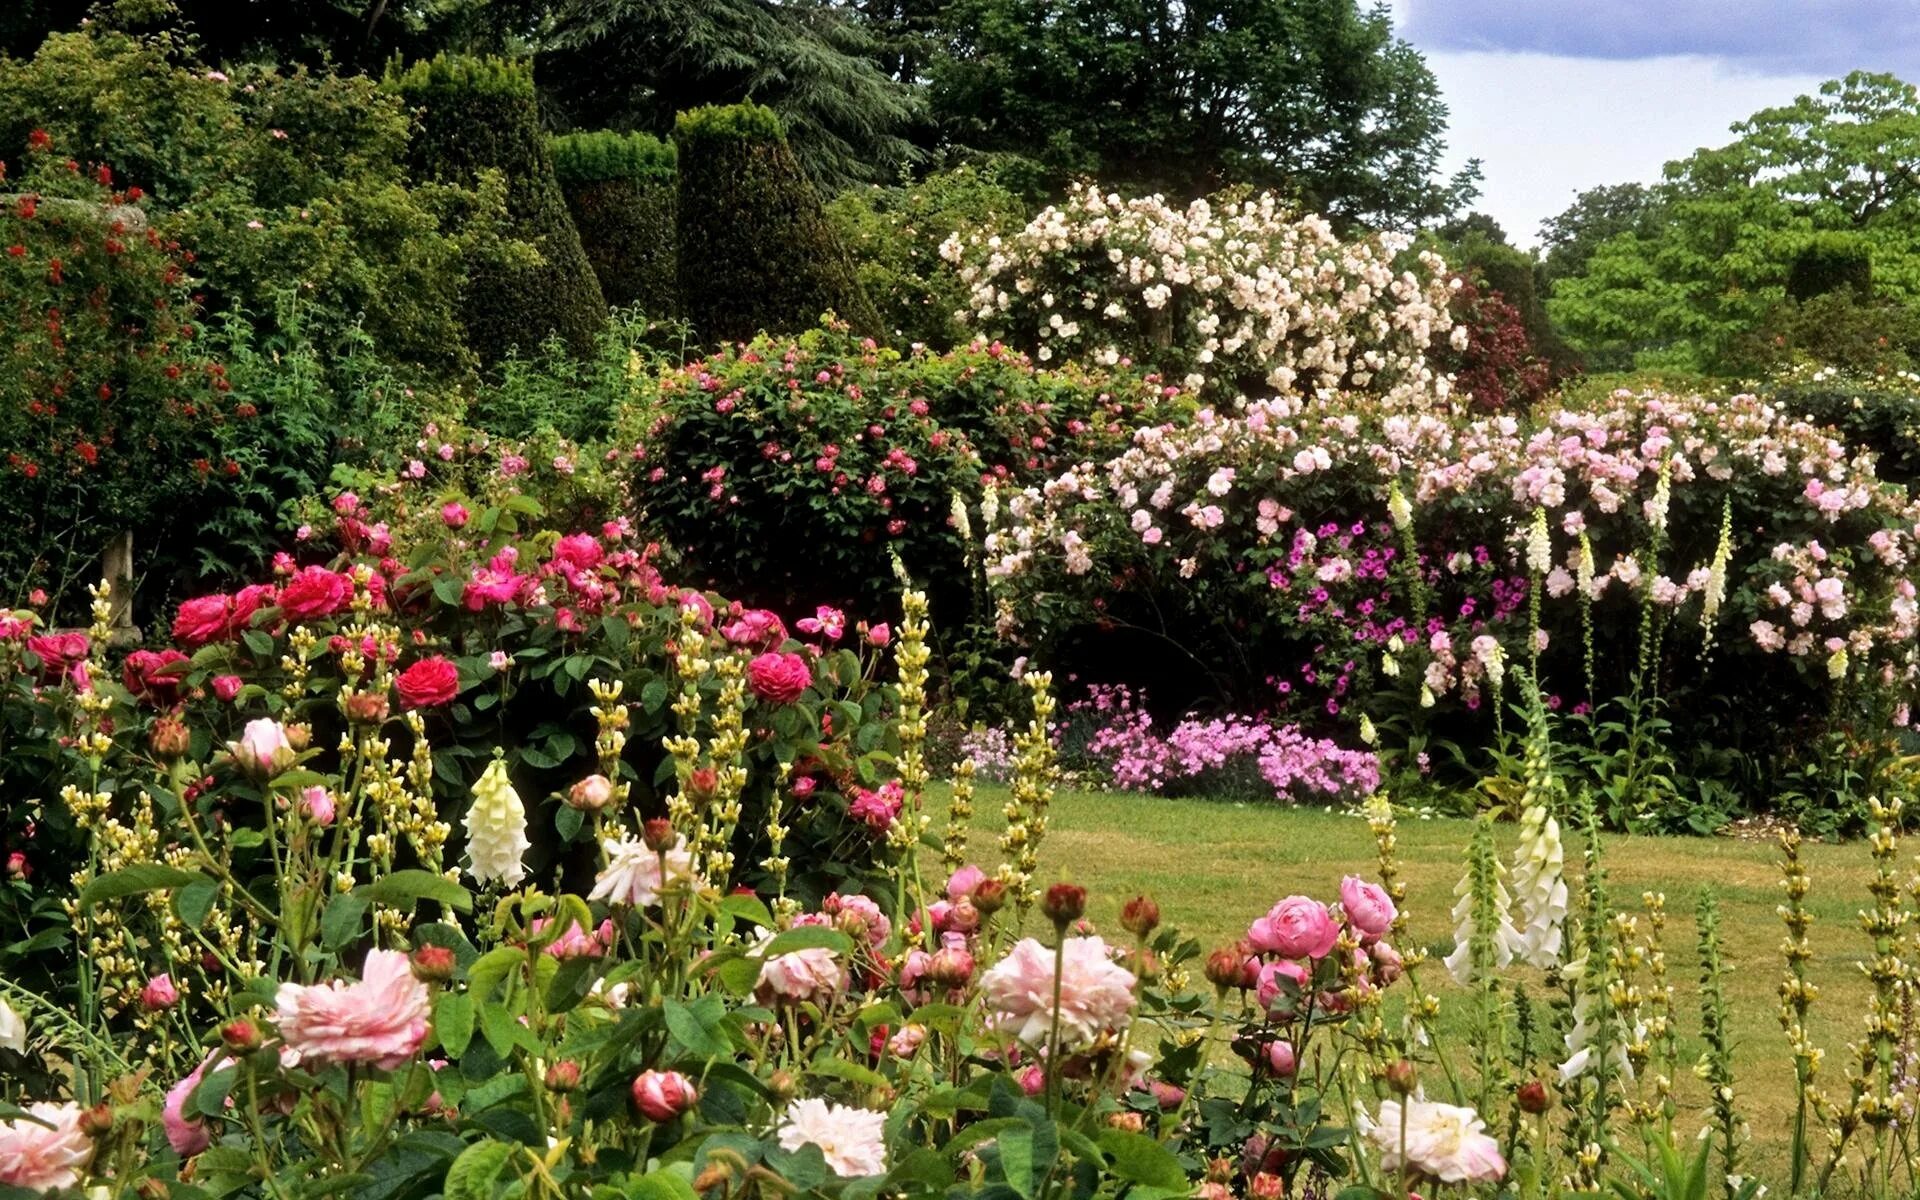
[1787, 231, 1872, 302]
[552, 130, 678, 316]
[673, 103, 878, 345]
[390, 54, 606, 363]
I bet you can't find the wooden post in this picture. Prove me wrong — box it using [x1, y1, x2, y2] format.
[101, 530, 136, 644]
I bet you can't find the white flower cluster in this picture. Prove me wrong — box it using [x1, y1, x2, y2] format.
[940, 183, 1459, 406]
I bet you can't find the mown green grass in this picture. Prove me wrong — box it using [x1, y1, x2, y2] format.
[937, 781, 1890, 1181]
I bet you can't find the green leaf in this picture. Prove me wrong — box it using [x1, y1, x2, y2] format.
[79, 865, 197, 910]
[1096, 1129, 1187, 1190]
[443, 1139, 516, 1200]
[320, 893, 371, 950]
[757, 926, 852, 958]
[625, 1172, 699, 1200]
[466, 946, 523, 1001]
[435, 992, 475, 1056]
[175, 875, 221, 927]
[356, 869, 472, 913]
[997, 1126, 1037, 1199]
[663, 996, 732, 1058]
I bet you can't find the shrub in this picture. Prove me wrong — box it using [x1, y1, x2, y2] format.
[673, 103, 879, 344]
[1434, 280, 1553, 412]
[614, 324, 1168, 629]
[1761, 363, 1920, 486]
[826, 161, 1028, 349]
[391, 54, 607, 363]
[0, 19, 497, 376]
[941, 182, 1461, 406]
[551, 130, 679, 316]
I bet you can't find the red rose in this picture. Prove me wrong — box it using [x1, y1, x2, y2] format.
[747, 651, 811, 705]
[229, 583, 276, 636]
[172, 593, 231, 646]
[395, 656, 459, 709]
[278, 566, 351, 621]
[123, 648, 189, 703]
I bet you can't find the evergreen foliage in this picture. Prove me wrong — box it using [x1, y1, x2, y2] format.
[390, 53, 607, 363]
[552, 130, 679, 315]
[673, 102, 879, 344]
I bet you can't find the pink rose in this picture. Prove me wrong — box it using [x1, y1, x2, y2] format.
[26, 632, 89, 684]
[747, 651, 812, 704]
[1256, 959, 1310, 1012]
[0, 1102, 92, 1190]
[163, 1051, 228, 1156]
[277, 566, 351, 621]
[848, 781, 903, 832]
[755, 941, 845, 1005]
[1264, 1040, 1297, 1077]
[273, 948, 430, 1069]
[1249, 896, 1339, 959]
[1339, 875, 1397, 939]
[300, 786, 336, 826]
[395, 656, 459, 709]
[552, 533, 603, 569]
[631, 1070, 698, 1122]
[866, 623, 891, 648]
[230, 718, 295, 776]
[211, 674, 243, 701]
[230, 583, 275, 634]
[946, 864, 986, 901]
[721, 608, 788, 651]
[142, 973, 181, 1011]
[440, 502, 470, 528]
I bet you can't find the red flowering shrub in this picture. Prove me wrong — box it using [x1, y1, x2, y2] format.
[0, 134, 242, 606]
[1435, 280, 1554, 412]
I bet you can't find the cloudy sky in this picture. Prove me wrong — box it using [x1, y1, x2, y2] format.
[1388, 1, 1920, 244]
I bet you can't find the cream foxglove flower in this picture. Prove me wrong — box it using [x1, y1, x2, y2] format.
[1509, 802, 1567, 968]
[1525, 507, 1552, 576]
[464, 755, 528, 887]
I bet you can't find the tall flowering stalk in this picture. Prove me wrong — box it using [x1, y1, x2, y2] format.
[1448, 814, 1517, 1114]
[999, 671, 1058, 922]
[1638, 891, 1678, 1134]
[943, 758, 977, 873]
[1695, 892, 1742, 1199]
[1510, 688, 1568, 969]
[1777, 829, 1821, 1195]
[1576, 531, 1597, 705]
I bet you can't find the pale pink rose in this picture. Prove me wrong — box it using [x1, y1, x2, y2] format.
[1339, 876, 1397, 938]
[163, 1052, 229, 1156]
[299, 786, 336, 826]
[777, 1098, 888, 1177]
[979, 936, 1136, 1049]
[1367, 1099, 1506, 1183]
[590, 834, 695, 907]
[274, 948, 430, 1069]
[0, 1102, 91, 1191]
[754, 938, 846, 1005]
[946, 864, 986, 901]
[1248, 896, 1339, 959]
[823, 893, 891, 946]
[230, 718, 294, 776]
[888, 1024, 926, 1057]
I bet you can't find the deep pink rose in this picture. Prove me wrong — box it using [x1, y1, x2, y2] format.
[747, 651, 811, 704]
[123, 648, 189, 703]
[26, 632, 89, 684]
[1339, 875, 1397, 939]
[1249, 895, 1339, 959]
[395, 656, 459, 709]
[277, 566, 351, 621]
[211, 674, 243, 701]
[552, 533, 604, 569]
[230, 583, 276, 633]
[172, 593, 231, 646]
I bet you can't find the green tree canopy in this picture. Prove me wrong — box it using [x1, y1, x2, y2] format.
[1549, 72, 1920, 372]
[927, 0, 1478, 229]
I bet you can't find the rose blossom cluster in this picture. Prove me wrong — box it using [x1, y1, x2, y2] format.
[942, 182, 1460, 406]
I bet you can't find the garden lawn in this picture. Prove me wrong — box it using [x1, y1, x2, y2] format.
[942, 781, 1887, 1181]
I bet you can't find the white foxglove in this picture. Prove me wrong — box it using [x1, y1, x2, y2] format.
[464, 755, 528, 887]
[1509, 802, 1568, 968]
[0, 997, 24, 1052]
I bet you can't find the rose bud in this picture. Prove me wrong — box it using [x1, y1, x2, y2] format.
[566, 773, 615, 812]
[410, 945, 457, 984]
[971, 878, 1007, 915]
[1120, 895, 1160, 939]
[928, 945, 975, 989]
[220, 1018, 263, 1054]
[945, 898, 981, 935]
[686, 767, 717, 800]
[149, 716, 192, 760]
[545, 1061, 582, 1093]
[79, 1104, 114, 1138]
[343, 691, 389, 725]
[1516, 1078, 1550, 1114]
[632, 1069, 698, 1122]
[6, 852, 28, 880]
[1264, 1040, 1297, 1078]
[140, 973, 180, 1011]
[1041, 882, 1086, 929]
[1385, 1059, 1418, 1096]
[642, 818, 678, 852]
[1204, 945, 1244, 991]
[283, 722, 312, 752]
[1106, 1111, 1144, 1133]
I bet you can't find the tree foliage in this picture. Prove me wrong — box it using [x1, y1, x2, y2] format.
[928, 0, 1478, 229]
[1550, 72, 1920, 373]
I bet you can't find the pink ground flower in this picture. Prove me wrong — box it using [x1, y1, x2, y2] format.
[274, 948, 430, 1069]
[979, 936, 1136, 1049]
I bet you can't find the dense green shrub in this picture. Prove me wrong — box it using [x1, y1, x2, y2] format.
[1762, 366, 1920, 487]
[391, 54, 607, 363]
[614, 324, 1164, 626]
[0, 17, 499, 377]
[1787, 231, 1873, 301]
[551, 130, 678, 316]
[826, 161, 1028, 348]
[673, 103, 879, 344]
[1729, 292, 1920, 380]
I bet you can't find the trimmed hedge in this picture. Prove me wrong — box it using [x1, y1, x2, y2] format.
[389, 55, 606, 362]
[551, 130, 678, 316]
[673, 102, 879, 344]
